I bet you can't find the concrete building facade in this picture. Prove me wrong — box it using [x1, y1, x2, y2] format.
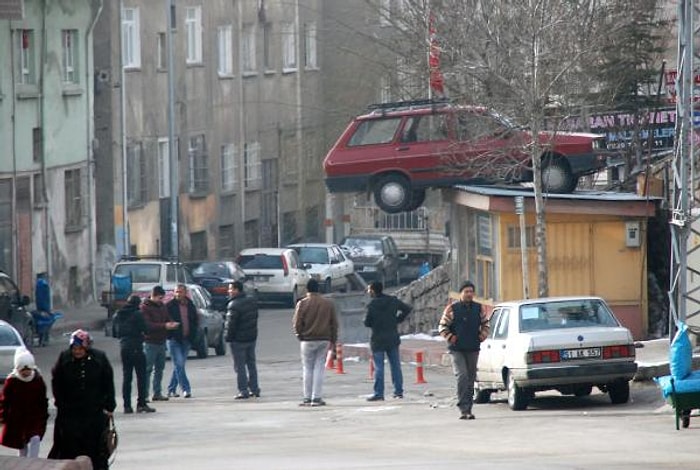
[0, 0, 102, 306]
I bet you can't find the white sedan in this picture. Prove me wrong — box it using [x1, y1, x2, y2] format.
[287, 243, 354, 293]
[0, 320, 27, 382]
[474, 296, 638, 410]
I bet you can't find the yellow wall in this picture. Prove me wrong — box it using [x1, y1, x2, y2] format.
[127, 201, 162, 255]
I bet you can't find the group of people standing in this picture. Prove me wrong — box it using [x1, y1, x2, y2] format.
[0, 277, 489, 468]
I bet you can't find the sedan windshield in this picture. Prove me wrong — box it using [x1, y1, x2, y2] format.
[193, 262, 230, 278]
[341, 238, 382, 256]
[519, 299, 619, 332]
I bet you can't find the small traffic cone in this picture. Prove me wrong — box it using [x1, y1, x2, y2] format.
[335, 343, 346, 374]
[325, 349, 336, 370]
[415, 351, 427, 384]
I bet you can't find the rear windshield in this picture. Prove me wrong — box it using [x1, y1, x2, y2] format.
[0, 325, 21, 346]
[192, 262, 229, 278]
[519, 299, 620, 332]
[238, 254, 283, 269]
[341, 238, 383, 256]
[294, 247, 329, 264]
[347, 118, 401, 146]
[114, 264, 161, 283]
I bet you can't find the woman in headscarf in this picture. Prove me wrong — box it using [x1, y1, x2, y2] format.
[48, 329, 116, 470]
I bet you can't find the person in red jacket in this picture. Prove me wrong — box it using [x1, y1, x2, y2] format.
[0, 348, 49, 457]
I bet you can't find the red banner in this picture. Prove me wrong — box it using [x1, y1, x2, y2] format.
[428, 13, 444, 96]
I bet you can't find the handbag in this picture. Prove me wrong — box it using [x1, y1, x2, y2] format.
[103, 414, 118, 457]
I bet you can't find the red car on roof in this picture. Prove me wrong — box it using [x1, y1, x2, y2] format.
[323, 99, 610, 213]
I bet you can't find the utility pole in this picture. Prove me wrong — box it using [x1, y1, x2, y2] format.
[167, 0, 178, 259]
[118, 0, 129, 256]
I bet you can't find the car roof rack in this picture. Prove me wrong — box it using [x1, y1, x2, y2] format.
[366, 97, 452, 114]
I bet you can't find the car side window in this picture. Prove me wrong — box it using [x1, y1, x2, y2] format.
[347, 118, 402, 146]
[329, 248, 339, 264]
[493, 308, 510, 339]
[409, 114, 448, 142]
[288, 252, 299, 269]
[488, 309, 502, 339]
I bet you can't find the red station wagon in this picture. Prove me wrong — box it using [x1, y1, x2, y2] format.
[323, 99, 609, 213]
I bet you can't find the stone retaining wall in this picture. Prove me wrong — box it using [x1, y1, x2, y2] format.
[395, 264, 451, 336]
[0, 456, 92, 470]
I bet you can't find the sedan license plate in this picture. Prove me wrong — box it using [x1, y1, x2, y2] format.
[561, 347, 601, 360]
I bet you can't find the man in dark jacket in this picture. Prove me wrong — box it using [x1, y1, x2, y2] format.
[141, 285, 178, 401]
[363, 281, 412, 402]
[48, 330, 116, 470]
[113, 295, 155, 414]
[225, 281, 260, 399]
[438, 280, 490, 420]
[166, 284, 199, 398]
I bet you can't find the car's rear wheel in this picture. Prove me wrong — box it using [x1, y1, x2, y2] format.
[214, 331, 226, 356]
[196, 330, 209, 359]
[374, 174, 411, 214]
[542, 155, 577, 193]
[573, 385, 593, 397]
[288, 287, 299, 307]
[474, 388, 492, 404]
[507, 371, 529, 411]
[405, 189, 426, 212]
[608, 380, 630, 404]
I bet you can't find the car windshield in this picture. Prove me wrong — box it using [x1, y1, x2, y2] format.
[238, 254, 283, 269]
[519, 299, 620, 332]
[193, 262, 230, 278]
[0, 325, 21, 346]
[114, 264, 161, 283]
[347, 118, 401, 146]
[341, 238, 383, 256]
[294, 247, 329, 265]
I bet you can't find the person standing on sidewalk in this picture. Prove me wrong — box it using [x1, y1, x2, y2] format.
[292, 279, 338, 407]
[225, 281, 261, 399]
[166, 284, 198, 398]
[48, 330, 116, 470]
[141, 285, 178, 402]
[438, 281, 490, 420]
[363, 281, 412, 402]
[113, 295, 156, 414]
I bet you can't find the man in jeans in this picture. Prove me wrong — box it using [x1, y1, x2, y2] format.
[165, 284, 198, 398]
[225, 281, 260, 399]
[141, 285, 178, 401]
[292, 279, 338, 407]
[438, 281, 490, 420]
[363, 281, 412, 402]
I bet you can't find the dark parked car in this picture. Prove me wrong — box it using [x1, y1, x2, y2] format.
[186, 261, 247, 311]
[339, 235, 402, 286]
[0, 270, 33, 346]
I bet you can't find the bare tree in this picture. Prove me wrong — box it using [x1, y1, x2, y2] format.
[366, 0, 667, 297]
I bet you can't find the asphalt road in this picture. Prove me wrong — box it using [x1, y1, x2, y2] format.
[1, 306, 696, 469]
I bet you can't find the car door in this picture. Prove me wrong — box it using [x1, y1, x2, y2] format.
[486, 307, 511, 387]
[334, 246, 353, 277]
[397, 112, 451, 185]
[477, 308, 502, 383]
[327, 247, 341, 287]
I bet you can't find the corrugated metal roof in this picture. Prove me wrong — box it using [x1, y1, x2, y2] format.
[452, 184, 662, 202]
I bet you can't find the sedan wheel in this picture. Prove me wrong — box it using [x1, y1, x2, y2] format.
[214, 331, 226, 356]
[373, 174, 411, 214]
[288, 287, 298, 307]
[196, 330, 209, 359]
[542, 157, 576, 193]
[474, 388, 492, 404]
[507, 371, 529, 411]
[608, 381, 630, 404]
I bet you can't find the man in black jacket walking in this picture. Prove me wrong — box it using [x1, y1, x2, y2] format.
[166, 284, 199, 398]
[225, 281, 260, 399]
[113, 295, 155, 414]
[363, 281, 412, 401]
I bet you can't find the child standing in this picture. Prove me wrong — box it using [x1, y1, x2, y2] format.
[0, 348, 49, 457]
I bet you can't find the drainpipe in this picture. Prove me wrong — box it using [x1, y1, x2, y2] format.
[39, 0, 52, 298]
[118, 0, 129, 256]
[85, 0, 104, 302]
[8, 23, 17, 280]
[236, 0, 246, 249]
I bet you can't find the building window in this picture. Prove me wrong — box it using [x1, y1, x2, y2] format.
[65, 169, 83, 228]
[303, 22, 317, 69]
[244, 220, 259, 248]
[33, 173, 45, 207]
[61, 30, 79, 84]
[507, 225, 536, 249]
[218, 25, 233, 76]
[244, 142, 261, 189]
[157, 32, 166, 70]
[263, 22, 273, 70]
[158, 138, 170, 199]
[281, 22, 296, 71]
[190, 231, 208, 260]
[0, 180, 13, 271]
[305, 205, 320, 240]
[282, 211, 297, 245]
[466, 210, 495, 300]
[122, 8, 141, 68]
[127, 143, 147, 206]
[221, 143, 237, 192]
[32, 127, 42, 163]
[241, 23, 256, 73]
[185, 6, 203, 64]
[188, 134, 209, 194]
[15, 29, 35, 84]
[219, 224, 235, 258]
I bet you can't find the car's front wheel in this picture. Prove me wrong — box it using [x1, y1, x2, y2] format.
[474, 388, 492, 404]
[541, 155, 577, 193]
[288, 287, 299, 307]
[373, 174, 411, 214]
[608, 380, 630, 404]
[214, 331, 226, 356]
[507, 371, 529, 411]
[196, 330, 209, 359]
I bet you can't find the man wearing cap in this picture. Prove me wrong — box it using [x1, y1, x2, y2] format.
[438, 281, 490, 420]
[113, 294, 155, 414]
[48, 330, 116, 470]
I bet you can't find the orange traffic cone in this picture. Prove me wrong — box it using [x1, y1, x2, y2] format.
[335, 343, 345, 374]
[415, 351, 427, 384]
[325, 349, 335, 370]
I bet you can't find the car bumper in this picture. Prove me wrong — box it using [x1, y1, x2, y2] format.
[512, 361, 638, 387]
[325, 175, 368, 193]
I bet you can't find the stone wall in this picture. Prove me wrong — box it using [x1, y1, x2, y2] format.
[395, 264, 451, 335]
[0, 456, 92, 470]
